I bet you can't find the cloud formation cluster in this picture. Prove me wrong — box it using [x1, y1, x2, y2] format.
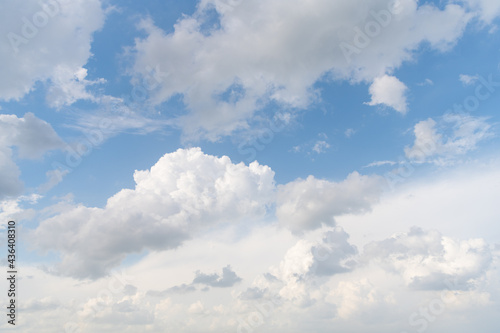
[132, 0, 472, 138]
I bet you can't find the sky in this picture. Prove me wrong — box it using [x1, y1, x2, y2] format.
[0, 0, 499, 332]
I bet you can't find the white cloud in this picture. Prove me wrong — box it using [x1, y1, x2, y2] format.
[344, 128, 356, 138]
[417, 78, 434, 86]
[30, 147, 276, 279]
[0, 0, 105, 105]
[404, 114, 494, 162]
[276, 172, 384, 234]
[366, 75, 408, 113]
[363, 227, 493, 290]
[30, 149, 387, 279]
[363, 160, 397, 168]
[329, 278, 391, 320]
[459, 73, 479, 85]
[9, 160, 500, 333]
[46, 66, 105, 109]
[132, 0, 470, 138]
[312, 140, 330, 154]
[0, 113, 64, 199]
[461, 0, 500, 24]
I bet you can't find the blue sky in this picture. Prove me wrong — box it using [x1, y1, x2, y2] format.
[1, 0, 500, 332]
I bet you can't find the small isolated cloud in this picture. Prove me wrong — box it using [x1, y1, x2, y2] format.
[404, 114, 493, 162]
[363, 160, 397, 168]
[193, 265, 242, 288]
[344, 128, 356, 138]
[417, 78, 434, 86]
[366, 75, 409, 114]
[459, 74, 479, 86]
[312, 140, 330, 154]
[38, 169, 70, 193]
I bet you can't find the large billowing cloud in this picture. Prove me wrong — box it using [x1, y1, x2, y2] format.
[131, 0, 471, 139]
[30, 148, 385, 279]
[0, 113, 64, 199]
[31, 148, 276, 278]
[0, 0, 105, 106]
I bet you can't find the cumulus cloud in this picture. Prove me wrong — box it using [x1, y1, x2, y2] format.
[366, 75, 408, 113]
[0, 113, 64, 199]
[237, 228, 358, 307]
[30, 148, 276, 279]
[363, 227, 493, 290]
[276, 172, 384, 234]
[461, 0, 500, 23]
[404, 114, 493, 162]
[192, 265, 242, 288]
[0, 0, 105, 105]
[131, 0, 470, 138]
[147, 265, 242, 297]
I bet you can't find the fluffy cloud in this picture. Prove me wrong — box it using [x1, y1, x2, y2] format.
[132, 0, 470, 138]
[363, 227, 493, 290]
[276, 172, 384, 234]
[236, 228, 358, 308]
[462, 0, 500, 23]
[404, 114, 493, 162]
[0, 113, 64, 199]
[365, 75, 408, 113]
[30, 148, 276, 279]
[0, 0, 105, 105]
[192, 265, 242, 288]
